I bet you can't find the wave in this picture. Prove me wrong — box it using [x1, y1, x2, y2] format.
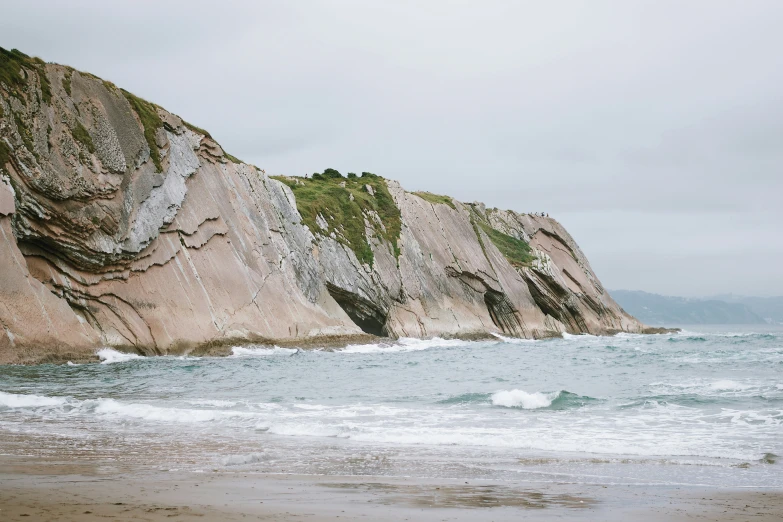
[97, 348, 145, 364]
[675, 330, 778, 340]
[0, 391, 67, 408]
[340, 337, 467, 354]
[221, 452, 269, 466]
[187, 399, 238, 408]
[709, 380, 753, 391]
[89, 398, 261, 423]
[438, 390, 599, 409]
[561, 332, 597, 340]
[490, 333, 537, 344]
[2, 390, 779, 464]
[490, 389, 596, 410]
[649, 379, 754, 392]
[614, 332, 647, 339]
[438, 392, 492, 405]
[646, 379, 782, 400]
[492, 389, 553, 408]
[668, 336, 708, 343]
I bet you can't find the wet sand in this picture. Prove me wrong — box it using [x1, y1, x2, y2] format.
[1, 456, 781, 521]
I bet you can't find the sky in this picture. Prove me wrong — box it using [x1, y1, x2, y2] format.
[2, 1, 781, 297]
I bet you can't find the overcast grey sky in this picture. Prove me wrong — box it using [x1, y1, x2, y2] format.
[2, 1, 781, 296]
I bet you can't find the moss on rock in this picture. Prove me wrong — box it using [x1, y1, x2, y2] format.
[120, 89, 163, 173]
[469, 208, 534, 268]
[0, 140, 12, 170]
[272, 171, 402, 266]
[0, 47, 51, 104]
[71, 121, 95, 153]
[412, 191, 456, 210]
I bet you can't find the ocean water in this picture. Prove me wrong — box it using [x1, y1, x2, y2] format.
[1, 326, 781, 488]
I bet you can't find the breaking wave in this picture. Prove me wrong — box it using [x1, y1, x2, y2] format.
[0, 391, 67, 409]
[97, 348, 145, 364]
[490, 389, 596, 409]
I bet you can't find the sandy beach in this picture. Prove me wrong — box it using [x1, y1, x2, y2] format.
[1, 455, 781, 521]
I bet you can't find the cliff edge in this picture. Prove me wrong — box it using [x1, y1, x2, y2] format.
[0, 48, 645, 363]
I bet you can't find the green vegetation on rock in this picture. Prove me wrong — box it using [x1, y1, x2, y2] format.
[0, 48, 27, 91]
[0, 140, 12, 170]
[479, 221, 534, 267]
[182, 119, 245, 165]
[13, 112, 36, 158]
[120, 89, 163, 173]
[469, 208, 534, 268]
[183, 120, 212, 139]
[61, 70, 72, 96]
[412, 191, 456, 210]
[224, 152, 242, 164]
[71, 121, 95, 153]
[272, 170, 401, 266]
[0, 47, 51, 104]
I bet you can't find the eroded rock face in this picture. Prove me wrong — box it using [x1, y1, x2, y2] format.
[0, 49, 645, 363]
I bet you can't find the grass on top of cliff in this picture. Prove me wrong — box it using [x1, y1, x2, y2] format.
[412, 191, 456, 210]
[0, 47, 52, 104]
[120, 89, 163, 173]
[469, 209, 534, 268]
[272, 170, 401, 266]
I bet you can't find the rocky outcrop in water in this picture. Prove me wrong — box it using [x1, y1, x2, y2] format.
[0, 48, 645, 363]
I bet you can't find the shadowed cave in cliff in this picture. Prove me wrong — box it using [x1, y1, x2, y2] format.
[326, 283, 388, 337]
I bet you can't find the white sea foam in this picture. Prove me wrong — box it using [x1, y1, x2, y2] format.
[561, 332, 598, 341]
[491, 389, 554, 409]
[221, 452, 269, 466]
[615, 332, 647, 339]
[66, 361, 79, 366]
[708, 380, 752, 391]
[267, 422, 343, 438]
[491, 333, 537, 344]
[187, 399, 237, 408]
[647, 379, 767, 397]
[1, 390, 777, 463]
[231, 346, 298, 357]
[341, 337, 467, 354]
[90, 398, 261, 423]
[97, 348, 144, 364]
[0, 391, 67, 408]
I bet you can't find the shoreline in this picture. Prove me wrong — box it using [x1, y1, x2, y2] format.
[1, 327, 680, 365]
[0, 455, 779, 521]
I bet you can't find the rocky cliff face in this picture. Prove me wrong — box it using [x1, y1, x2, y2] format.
[0, 48, 645, 363]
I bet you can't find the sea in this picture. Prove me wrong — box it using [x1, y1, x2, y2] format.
[1, 325, 781, 488]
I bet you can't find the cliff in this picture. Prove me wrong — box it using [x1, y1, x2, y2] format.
[0, 48, 645, 363]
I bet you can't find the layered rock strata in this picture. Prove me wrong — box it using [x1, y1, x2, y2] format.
[0, 48, 645, 363]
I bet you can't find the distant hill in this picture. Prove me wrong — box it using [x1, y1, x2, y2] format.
[611, 290, 767, 325]
[710, 295, 783, 324]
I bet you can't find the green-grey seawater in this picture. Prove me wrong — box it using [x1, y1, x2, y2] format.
[1, 326, 781, 487]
